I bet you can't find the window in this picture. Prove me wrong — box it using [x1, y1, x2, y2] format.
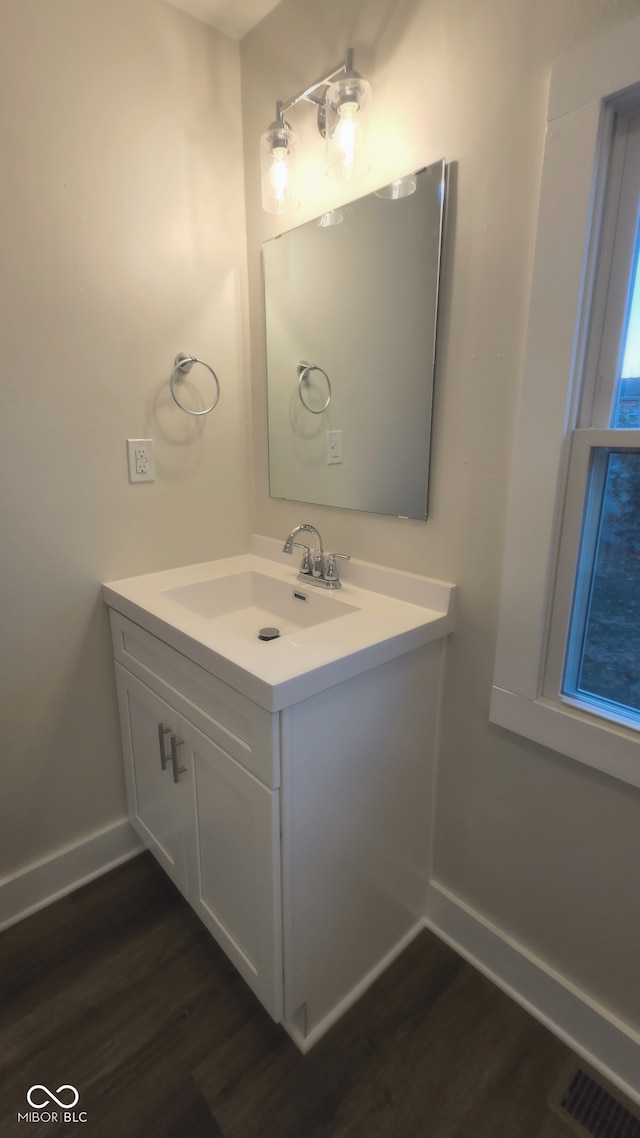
[490, 15, 640, 789]
[545, 111, 640, 730]
[564, 447, 640, 716]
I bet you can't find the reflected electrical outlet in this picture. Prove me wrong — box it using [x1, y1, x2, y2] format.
[327, 430, 343, 464]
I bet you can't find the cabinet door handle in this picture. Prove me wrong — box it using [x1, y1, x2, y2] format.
[170, 734, 186, 784]
[157, 723, 171, 771]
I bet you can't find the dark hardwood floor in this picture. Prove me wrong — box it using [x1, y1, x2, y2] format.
[0, 853, 579, 1137]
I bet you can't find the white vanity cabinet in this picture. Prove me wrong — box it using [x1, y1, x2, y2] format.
[114, 665, 191, 896]
[106, 551, 453, 1051]
[111, 612, 283, 1020]
[181, 717, 282, 1018]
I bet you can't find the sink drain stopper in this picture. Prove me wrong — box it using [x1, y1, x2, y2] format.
[258, 627, 280, 641]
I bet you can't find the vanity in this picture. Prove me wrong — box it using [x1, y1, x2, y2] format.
[103, 536, 455, 1051]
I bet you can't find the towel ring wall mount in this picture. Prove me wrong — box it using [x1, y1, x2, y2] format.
[297, 360, 332, 413]
[170, 353, 221, 416]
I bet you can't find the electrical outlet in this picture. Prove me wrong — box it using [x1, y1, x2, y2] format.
[127, 439, 155, 483]
[327, 430, 343, 465]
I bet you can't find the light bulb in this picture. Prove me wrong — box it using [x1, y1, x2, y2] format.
[333, 103, 360, 174]
[261, 121, 299, 214]
[269, 147, 290, 203]
[325, 74, 371, 182]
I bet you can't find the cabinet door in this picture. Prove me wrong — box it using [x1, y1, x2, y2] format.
[183, 720, 283, 1021]
[114, 663, 189, 897]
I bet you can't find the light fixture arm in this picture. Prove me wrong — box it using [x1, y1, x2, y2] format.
[275, 49, 356, 131]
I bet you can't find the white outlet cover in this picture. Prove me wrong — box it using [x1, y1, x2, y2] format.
[127, 438, 155, 483]
[327, 429, 343, 465]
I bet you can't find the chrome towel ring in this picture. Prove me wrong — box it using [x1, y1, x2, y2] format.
[169, 353, 220, 416]
[297, 361, 332, 413]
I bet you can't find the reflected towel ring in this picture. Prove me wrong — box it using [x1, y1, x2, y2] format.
[297, 361, 332, 413]
[169, 353, 220, 416]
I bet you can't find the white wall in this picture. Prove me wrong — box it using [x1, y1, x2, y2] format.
[241, 0, 640, 1036]
[0, 0, 251, 880]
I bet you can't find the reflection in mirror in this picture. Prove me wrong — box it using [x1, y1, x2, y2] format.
[263, 160, 446, 519]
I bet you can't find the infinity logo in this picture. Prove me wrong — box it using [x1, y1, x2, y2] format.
[26, 1085, 80, 1109]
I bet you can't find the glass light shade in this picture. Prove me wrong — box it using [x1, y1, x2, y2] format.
[260, 120, 299, 214]
[375, 175, 417, 200]
[318, 209, 344, 227]
[324, 74, 371, 181]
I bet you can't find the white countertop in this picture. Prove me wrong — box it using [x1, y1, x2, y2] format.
[103, 537, 456, 710]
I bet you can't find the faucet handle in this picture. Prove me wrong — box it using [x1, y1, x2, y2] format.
[324, 552, 350, 584]
[290, 542, 311, 574]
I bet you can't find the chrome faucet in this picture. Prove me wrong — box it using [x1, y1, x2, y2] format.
[282, 523, 350, 589]
[282, 523, 324, 576]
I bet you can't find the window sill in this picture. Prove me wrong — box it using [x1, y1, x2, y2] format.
[489, 685, 640, 790]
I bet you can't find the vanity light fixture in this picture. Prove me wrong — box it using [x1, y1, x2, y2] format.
[260, 49, 371, 215]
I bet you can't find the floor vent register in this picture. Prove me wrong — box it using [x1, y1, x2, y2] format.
[549, 1061, 640, 1138]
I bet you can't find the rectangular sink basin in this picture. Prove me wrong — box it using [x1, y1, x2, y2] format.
[104, 546, 455, 709]
[161, 571, 359, 639]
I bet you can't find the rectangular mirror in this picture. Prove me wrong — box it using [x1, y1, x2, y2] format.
[263, 160, 446, 519]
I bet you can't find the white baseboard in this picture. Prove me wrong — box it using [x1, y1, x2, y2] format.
[283, 920, 425, 1054]
[426, 880, 640, 1107]
[0, 819, 143, 932]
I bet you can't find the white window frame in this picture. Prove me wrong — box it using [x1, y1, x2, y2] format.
[490, 14, 640, 790]
[544, 430, 640, 718]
